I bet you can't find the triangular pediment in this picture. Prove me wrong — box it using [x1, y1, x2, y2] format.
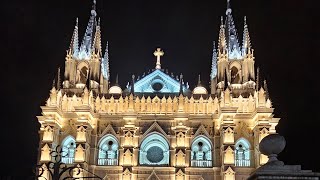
[193, 124, 210, 138]
[142, 121, 168, 138]
[133, 70, 184, 93]
[100, 124, 117, 137]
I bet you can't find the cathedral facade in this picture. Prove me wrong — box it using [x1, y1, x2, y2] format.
[37, 1, 279, 179]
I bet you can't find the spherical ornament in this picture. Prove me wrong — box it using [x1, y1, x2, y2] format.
[146, 146, 164, 163]
[259, 134, 286, 156]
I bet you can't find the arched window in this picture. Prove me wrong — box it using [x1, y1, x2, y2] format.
[191, 136, 212, 167]
[139, 133, 169, 166]
[98, 135, 119, 166]
[61, 136, 76, 164]
[235, 138, 251, 167]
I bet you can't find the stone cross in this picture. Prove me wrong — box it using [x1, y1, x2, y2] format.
[154, 48, 164, 69]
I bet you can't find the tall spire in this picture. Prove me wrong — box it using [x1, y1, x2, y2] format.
[93, 18, 102, 56]
[69, 18, 79, 58]
[242, 16, 251, 56]
[79, 0, 98, 60]
[218, 16, 227, 53]
[211, 41, 217, 80]
[225, 0, 241, 59]
[101, 41, 110, 80]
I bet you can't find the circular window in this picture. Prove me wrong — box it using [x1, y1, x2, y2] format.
[146, 146, 164, 163]
[152, 82, 163, 91]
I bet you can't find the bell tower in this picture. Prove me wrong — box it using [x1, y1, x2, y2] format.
[63, 0, 109, 94]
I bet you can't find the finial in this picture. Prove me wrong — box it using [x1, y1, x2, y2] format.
[115, 74, 119, 85]
[154, 48, 164, 69]
[198, 74, 201, 86]
[213, 41, 216, 50]
[91, 0, 97, 16]
[57, 67, 61, 90]
[226, 0, 232, 15]
[179, 74, 184, 95]
[52, 79, 56, 89]
[220, 16, 224, 25]
[76, 17, 79, 27]
[98, 17, 101, 26]
[264, 79, 269, 99]
[244, 16, 247, 25]
[256, 67, 260, 89]
[131, 74, 135, 94]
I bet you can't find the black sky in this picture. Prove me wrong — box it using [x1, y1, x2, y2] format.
[1, 0, 319, 177]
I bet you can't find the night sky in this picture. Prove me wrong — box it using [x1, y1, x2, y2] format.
[2, 0, 319, 177]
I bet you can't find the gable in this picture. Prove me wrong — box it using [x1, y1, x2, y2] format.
[134, 70, 183, 93]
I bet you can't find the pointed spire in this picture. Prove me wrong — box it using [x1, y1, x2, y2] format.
[179, 74, 183, 95]
[115, 74, 119, 86]
[225, 0, 241, 59]
[130, 74, 135, 94]
[264, 79, 269, 99]
[224, 69, 229, 90]
[52, 79, 56, 89]
[256, 67, 260, 90]
[92, 18, 102, 56]
[218, 16, 227, 52]
[226, 0, 232, 15]
[57, 67, 61, 90]
[242, 16, 251, 56]
[211, 41, 217, 80]
[197, 74, 201, 86]
[101, 41, 110, 80]
[79, 0, 98, 60]
[69, 18, 79, 58]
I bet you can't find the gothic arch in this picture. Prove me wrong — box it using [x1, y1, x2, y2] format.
[235, 138, 251, 167]
[139, 132, 170, 166]
[229, 61, 242, 84]
[76, 61, 89, 84]
[190, 135, 213, 167]
[61, 135, 76, 164]
[98, 134, 119, 166]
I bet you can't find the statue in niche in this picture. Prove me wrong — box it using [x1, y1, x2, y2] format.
[76, 66, 89, 84]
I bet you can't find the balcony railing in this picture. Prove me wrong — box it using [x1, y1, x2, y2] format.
[98, 158, 118, 166]
[235, 159, 250, 167]
[191, 160, 212, 167]
[61, 157, 74, 164]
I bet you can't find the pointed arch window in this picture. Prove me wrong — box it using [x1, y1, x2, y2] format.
[139, 133, 170, 166]
[61, 136, 76, 164]
[191, 136, 212, 167]
[235, 138, 251, 167]
[98, 135, 119, 166]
